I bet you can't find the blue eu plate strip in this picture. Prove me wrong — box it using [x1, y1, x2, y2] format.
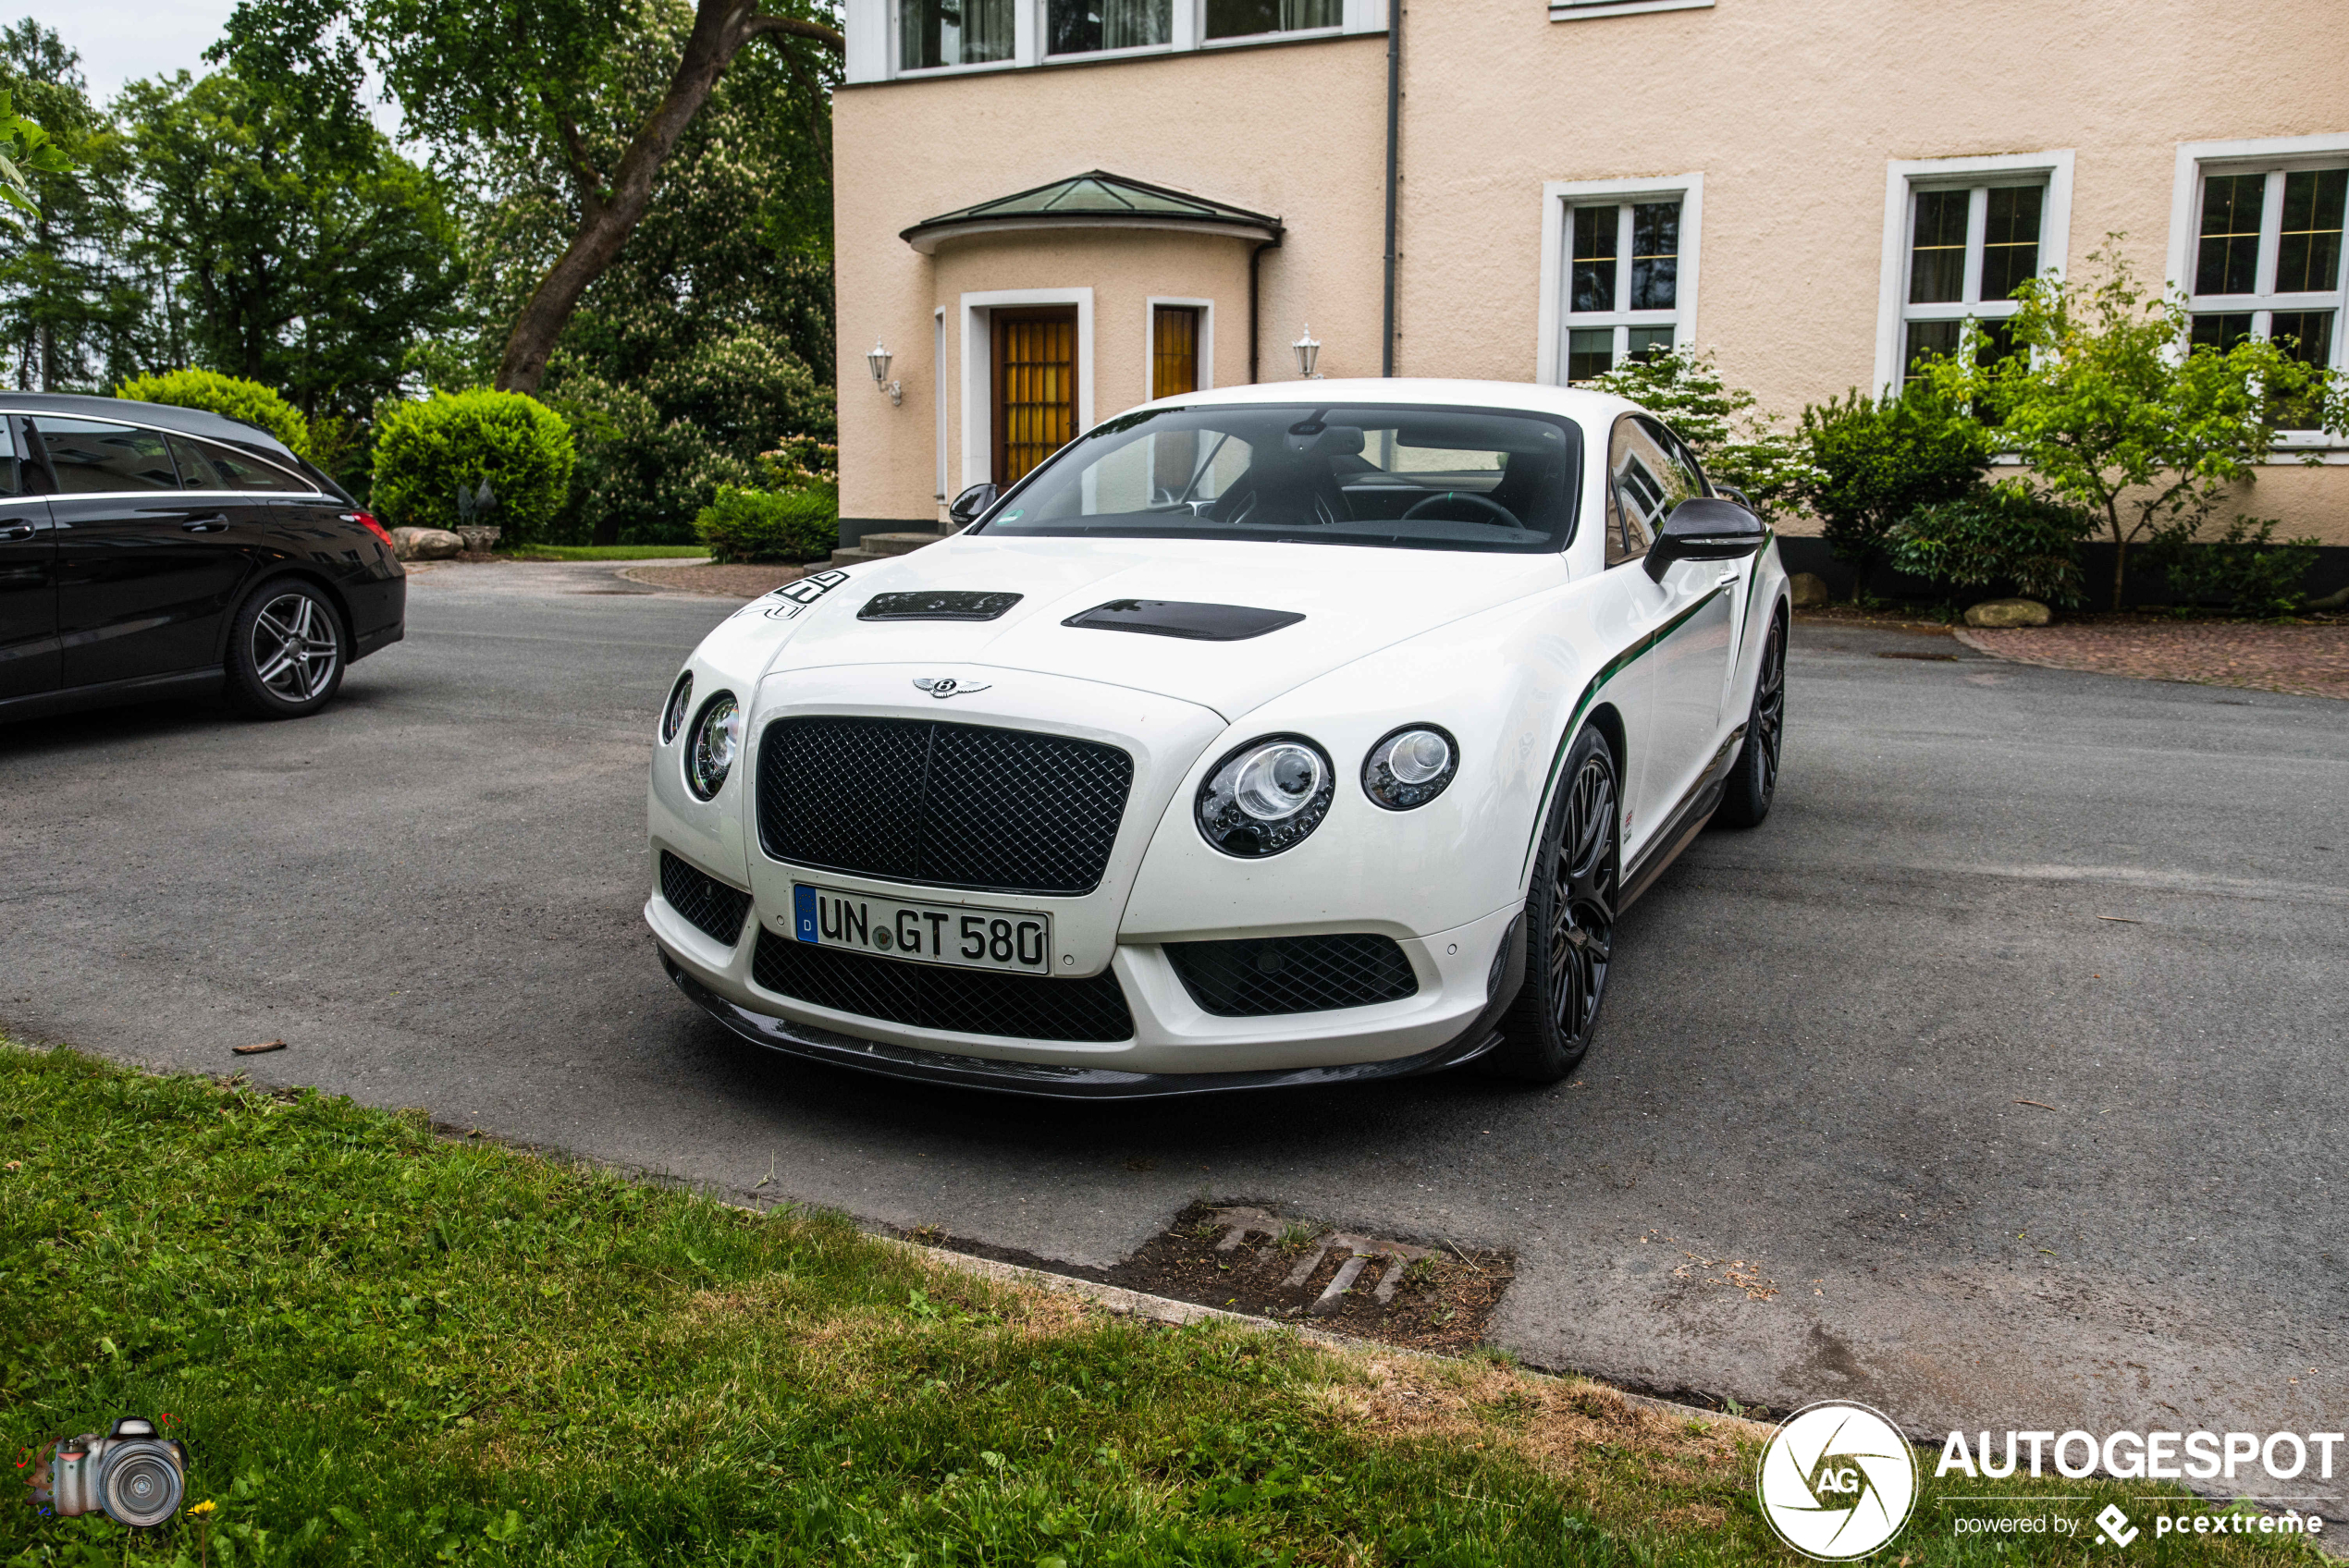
[793, 884, 818, 944]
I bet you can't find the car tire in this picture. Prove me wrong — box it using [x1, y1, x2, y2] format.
[1714, 603, 1787, 830]
[226, 579, 347, 719]
[1482, 724, 1620, 1083]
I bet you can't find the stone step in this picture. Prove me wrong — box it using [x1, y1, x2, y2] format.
[860, 531, 956, 557]
[823, 529, 957, 571]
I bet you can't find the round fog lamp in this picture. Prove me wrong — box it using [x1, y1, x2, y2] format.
[1363, 725, 1458, 811]
[687, 692, 741, 799]
[1196, 735, 1334, 857]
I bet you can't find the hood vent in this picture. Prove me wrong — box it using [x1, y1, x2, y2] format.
[1063, 599, 1305, 642]
[859, 590, 1023, 622]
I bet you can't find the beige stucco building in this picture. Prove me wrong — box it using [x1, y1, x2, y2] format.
[832, 0, 2349, 553]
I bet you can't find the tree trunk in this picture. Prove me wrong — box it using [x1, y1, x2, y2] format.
[493, 5, 842, 395]
[2107, 499, 2127, 614]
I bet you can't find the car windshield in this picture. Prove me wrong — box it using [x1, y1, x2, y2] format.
[977, 403, 1582, 553]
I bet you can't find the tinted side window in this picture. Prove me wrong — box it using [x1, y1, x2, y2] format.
[35, 418, 179, 494]
[175, 435, 301, 493]
[0, 419, 26, 497]
[1605, 415, 1708, 568]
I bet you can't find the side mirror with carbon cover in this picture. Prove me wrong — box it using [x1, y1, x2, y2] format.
[1646, 496, 1765, 582]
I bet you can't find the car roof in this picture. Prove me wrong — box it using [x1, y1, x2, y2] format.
[0, 391, 301, 460]
[1128, 376, 1644, 424]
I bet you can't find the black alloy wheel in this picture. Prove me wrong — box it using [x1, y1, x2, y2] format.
[226, 579, 347, 718]
[1715, 603, 1787, 829]
[1483, 725, 1620, 1083]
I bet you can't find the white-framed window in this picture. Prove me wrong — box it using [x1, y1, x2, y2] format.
[1550, 0, 1711, 21]
[897, 0, 1018, 69]
[2168, 135, 2349, 442]
[1873, 151, 2073, 396]
[850, 0, 1383, 80]
[1534, 175, 1702, 386]
[1200, 0, 1340, 43]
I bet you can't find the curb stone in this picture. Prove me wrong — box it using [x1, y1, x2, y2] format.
[882, 1234, 1773, 1439]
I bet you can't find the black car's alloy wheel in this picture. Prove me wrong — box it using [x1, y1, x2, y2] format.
[1716, 603, 1787, 829]
[227, 580, 346, 717]
[1484, 725, 1619, 1083]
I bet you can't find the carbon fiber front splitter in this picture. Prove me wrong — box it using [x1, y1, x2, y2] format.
[660, 949, 1503, 1100]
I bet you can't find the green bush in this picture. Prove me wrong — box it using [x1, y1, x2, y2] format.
[1580, 348, 1818, 523]
[115, 368, 308, 459]
[371, 390, 575, 544]
[2156, 516, 2320, 617]
[693, 484, 839, 563]
[1797, 385, 1993, 588]
[1888, 484, 2099, 606]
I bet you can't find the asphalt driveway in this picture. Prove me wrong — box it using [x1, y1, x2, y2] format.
[5, 560, 2342, 1510]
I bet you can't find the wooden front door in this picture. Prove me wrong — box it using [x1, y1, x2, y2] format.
[992, 306, 1077, 485]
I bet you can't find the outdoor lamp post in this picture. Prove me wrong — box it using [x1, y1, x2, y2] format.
[867, 338, 902, 406]
[1292, 325, 1322, 379]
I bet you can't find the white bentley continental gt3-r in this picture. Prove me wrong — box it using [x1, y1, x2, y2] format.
[647, 379, 1788, 1097]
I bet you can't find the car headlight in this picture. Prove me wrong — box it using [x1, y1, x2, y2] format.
[686, 692, 741, 799]
[1196, 736, 1333, 857]
[1362, 724, 1457, 810]
[661, 670, 694, 744]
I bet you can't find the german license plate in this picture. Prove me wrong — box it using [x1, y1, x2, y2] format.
[788, 884, 1052, 974]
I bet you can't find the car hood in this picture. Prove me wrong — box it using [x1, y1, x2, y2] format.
[770, 533, 1566, 719]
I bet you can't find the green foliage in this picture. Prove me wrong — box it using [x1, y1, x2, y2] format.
[371, 389, 575, 541]
[1582, 347, 1817, 522]
[117, 66, 459, 447]
[1888, 483, 2099, 607]
[547, 325, 834, 545]
[2156, 516, 2321, 618]
[693, 482, 838, 563]
[1933, 241, 2345, 610]
[1795, 383, 1993, 586]
[115, 366, 307, 456]
[0, 25, 165, 393]
[0, 80, 71, 232]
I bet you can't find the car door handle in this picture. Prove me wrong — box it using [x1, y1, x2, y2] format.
[181, 515, 231, 533]
[0, 521, 33, 542]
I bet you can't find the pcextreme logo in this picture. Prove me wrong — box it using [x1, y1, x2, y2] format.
[1757, 1401, 1921, 1560]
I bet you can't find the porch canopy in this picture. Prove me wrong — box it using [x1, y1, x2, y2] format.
[900, 170, 1283, 254]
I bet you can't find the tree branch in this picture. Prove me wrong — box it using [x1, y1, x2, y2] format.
[744, 13, 846, 51]
[542, 93, 609, 223]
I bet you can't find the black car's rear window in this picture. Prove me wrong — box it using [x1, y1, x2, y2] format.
[34, 417, 179, 494]
[977, 403, 1583, 554]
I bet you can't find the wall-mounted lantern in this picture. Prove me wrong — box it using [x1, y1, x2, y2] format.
[1292, 325, 1322, 380]
[867, 339, 902, 406]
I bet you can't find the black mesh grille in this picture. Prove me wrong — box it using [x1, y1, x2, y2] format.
[753, 928, 1134, 1042]
[659, 851, 751, 945]
[757, 717, 1132, 895]
[1165, 934, 1420, 1017]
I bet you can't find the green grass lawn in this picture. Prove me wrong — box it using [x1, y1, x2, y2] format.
[508, 545, 711, 561]
[0, 1043, 2322, 1565]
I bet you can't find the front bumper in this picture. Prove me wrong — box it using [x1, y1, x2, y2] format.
[648, 885, 1525, 1096]
[660, 948, 1511, 1099]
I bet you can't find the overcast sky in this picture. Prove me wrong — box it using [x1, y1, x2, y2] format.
[38, 0, 240, 103]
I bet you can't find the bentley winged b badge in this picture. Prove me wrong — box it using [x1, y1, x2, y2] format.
[913, 677, 991, 699]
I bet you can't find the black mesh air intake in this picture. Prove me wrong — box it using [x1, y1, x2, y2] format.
[659, 851, 751, 945]
[1165, 934, 1420, 1017]
[757, 717, 1133, 895]
[753, 928, 1133, 1042]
